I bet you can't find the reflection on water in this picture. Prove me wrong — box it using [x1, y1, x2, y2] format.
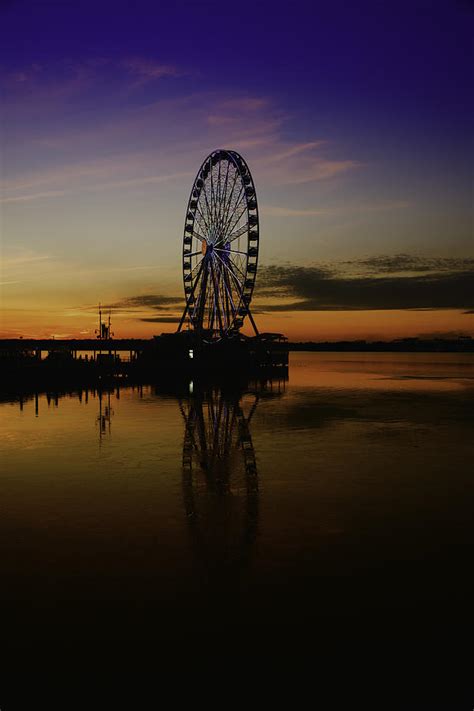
[180, 386, 261, 570]
[0, 353, 473, 653]
[97, 389, 114, 443]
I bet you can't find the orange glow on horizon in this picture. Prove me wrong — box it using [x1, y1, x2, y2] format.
[1, 307, 472, 342]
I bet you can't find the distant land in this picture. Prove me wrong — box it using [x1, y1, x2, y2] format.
[1, 335, 473, 354]
[288, 337, 474, 353]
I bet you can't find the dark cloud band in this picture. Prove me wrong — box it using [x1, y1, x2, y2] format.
[257, 262, 474, 311]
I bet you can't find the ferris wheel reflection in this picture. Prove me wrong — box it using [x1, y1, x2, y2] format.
[179, 378, 285, 571]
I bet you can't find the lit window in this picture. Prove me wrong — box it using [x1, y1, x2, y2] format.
[188, 349, 194, 359]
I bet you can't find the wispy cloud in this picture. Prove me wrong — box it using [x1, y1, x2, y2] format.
[1, 190, 69, 204]
[110, 294, 182, 309]
[121, 58, 181, 86]
[342, 254, 474, 275]
[140, 316, 181, 323]
[1, 163, 191, 204]
[261, 205, 331, 217]
[1, 253, 53, 268]
[77, 294, 183, 318]
[2, 56, 183, 107]
[2, 94, 357, 204]
[261, 201, 409, 218]
[265, 141, 326, 163]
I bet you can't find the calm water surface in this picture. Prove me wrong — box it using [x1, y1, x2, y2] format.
[1, 352, 473, 653]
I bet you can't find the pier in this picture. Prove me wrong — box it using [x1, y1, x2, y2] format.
[0, 332, 289, 391]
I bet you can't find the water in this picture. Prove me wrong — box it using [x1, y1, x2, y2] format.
[1, 352, 473, 661]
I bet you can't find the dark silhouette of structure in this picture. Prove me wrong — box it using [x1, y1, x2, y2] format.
[177, 149, 261, 341]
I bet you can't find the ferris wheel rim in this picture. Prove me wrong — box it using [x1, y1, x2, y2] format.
[179, 149, 259, 342]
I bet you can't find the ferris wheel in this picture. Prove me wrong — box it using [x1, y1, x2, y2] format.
[177, 149, 260, 341]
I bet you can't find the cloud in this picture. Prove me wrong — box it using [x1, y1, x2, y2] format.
[279, 160, 358, 184]
[140, 316, 182, 323]
[219, 97, 269, 112]
[113, 294, 182, 309]
[74, 294, 182, 320]
[2, 57, 181, 105]
[260, 200, 409, 218]
[121, 58, 180, 85]
[266, 141, 326, 163]
[1, 190, 69, 204]
[343, 254, 474, 275]
[256, 260, 474, 311]
[261, 205, 332, 217]
[3, 61, 359, 203]
[1, 252, 52, 267]
[80, 294, 183, 320]
[0, 163, 191, 203]
[1, 59, 107, 109]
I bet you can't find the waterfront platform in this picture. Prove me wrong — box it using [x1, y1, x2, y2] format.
[0, 332, 289, 390]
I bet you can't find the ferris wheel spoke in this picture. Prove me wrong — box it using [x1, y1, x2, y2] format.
[226, 222, 249, 242]
[209, 257, 224, 335]
[197, 266, 209, 325]
[191, 261, 208, 320]
[218, 267, 230, 333]
[201, 264, 213, 329]
[214, 163, 224, 235]
[224, 197, 248, 240]
[190, 229, 207, 243]
[195, 192, 212, 227]
[208, 168, 215, 234]
[218, 159, 231, 233]
[188, 255, 205, 277]
[199, 183, 215, 236]
[223, 177, 244, 218]
[194, 208, 211, 237]
[211, 259, 227, 331]
[222, 185, 245, 233]
[215, 261, 238, 327]
[215, 247, 248, 257]
[216, 159, 223, 230]
[226, 254, 248, 281]
[209, 166, 220, 236]
[221, 202, 245, 246]
[202, 191, 215, 236]
[213, 250, 246, 299]
[219, 166, 240, 238]
[225, 260, 249, 300]
[223, 271, 238, 323]
[213, 256, 235, 329]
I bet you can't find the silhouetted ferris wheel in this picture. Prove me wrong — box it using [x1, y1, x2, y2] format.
[177, 150, 259, 341]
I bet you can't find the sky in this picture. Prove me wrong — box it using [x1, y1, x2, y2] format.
[1, 0, 473, 341]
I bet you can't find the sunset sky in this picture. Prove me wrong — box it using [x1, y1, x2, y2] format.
[1, 0, 472, 341]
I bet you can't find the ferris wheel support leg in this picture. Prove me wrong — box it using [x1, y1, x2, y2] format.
[177, 259, 206, 333]
[177, 304, 189, 333]
[247, 306, 260, 337]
